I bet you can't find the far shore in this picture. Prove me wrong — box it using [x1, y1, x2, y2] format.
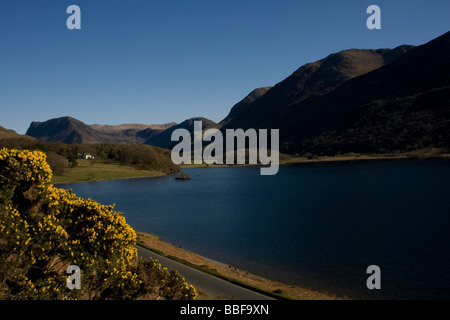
[53, 172, 166, 186]
[51, 159, 166, 185]
[52, 149, 450, 184]
[136, 232, 344, 300]
[182, 148, 450, 168]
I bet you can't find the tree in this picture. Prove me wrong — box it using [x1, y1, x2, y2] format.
[45, 151, 68, 176]
[59, 146, 78, 168]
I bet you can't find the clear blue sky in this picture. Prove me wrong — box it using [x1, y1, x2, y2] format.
[1, 0, 449, 134]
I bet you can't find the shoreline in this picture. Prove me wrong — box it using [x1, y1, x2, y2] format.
[52, 149, 450, 184]
[136, 232, 345, 300]
[53, 172, 167, 186]
[51, 158, 169, 185]
[181, 150, 450, 169]
[286, 151, 450, 164]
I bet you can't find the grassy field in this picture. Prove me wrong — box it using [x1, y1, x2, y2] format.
[52, 159, 165, 184]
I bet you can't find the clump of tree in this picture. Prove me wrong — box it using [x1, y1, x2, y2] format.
[0, 148, 196, 300]
[44, 152, 68, 175]
[281, 93, 450, 156]
[94, 143, 179, 173]
[58, 146, 79, 168]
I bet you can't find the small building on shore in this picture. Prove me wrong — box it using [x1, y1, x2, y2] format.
[79, 153, 95, 160]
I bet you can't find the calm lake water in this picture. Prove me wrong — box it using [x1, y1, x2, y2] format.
[61, 160, 450, 299]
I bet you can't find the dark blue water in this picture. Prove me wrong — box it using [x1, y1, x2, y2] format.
[60, 160, 450, 299]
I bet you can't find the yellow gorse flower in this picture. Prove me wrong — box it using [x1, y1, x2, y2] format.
[1, 148, 141, 299]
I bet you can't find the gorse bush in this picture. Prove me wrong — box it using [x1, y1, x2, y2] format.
[135, 258, 197, 300]
[0, 148, 196, 300]
[0, 148, 138, 299]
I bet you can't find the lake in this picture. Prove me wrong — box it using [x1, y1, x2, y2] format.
[60, 159, 450, 299]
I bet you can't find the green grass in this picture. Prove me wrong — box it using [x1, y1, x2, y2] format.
[52, 159, 165, 184]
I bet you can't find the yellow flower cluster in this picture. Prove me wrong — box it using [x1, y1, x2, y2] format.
[10, 273, 64, 299]
[45, 185, 138, 266]
[0, 148, 52, 185]
[0, 204, 32, 253]
[1, 148, 140, 299]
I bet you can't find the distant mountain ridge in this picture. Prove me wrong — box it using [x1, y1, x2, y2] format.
[90, 122, 176, 133]
[26, 117, 99, 144]
[23, 31, 450, 155]
[26, 117, 178, 145]
[145, 117, 217, 149]
[25, 116, 217, 148]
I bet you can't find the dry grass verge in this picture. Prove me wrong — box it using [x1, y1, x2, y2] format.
[136, 232, 345, 300]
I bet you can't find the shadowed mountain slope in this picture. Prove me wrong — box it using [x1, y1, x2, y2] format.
[26, 117, 176, 145]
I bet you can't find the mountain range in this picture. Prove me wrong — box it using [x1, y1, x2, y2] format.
[26, 117, 177, 145]
[22, 31, 450, 155]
